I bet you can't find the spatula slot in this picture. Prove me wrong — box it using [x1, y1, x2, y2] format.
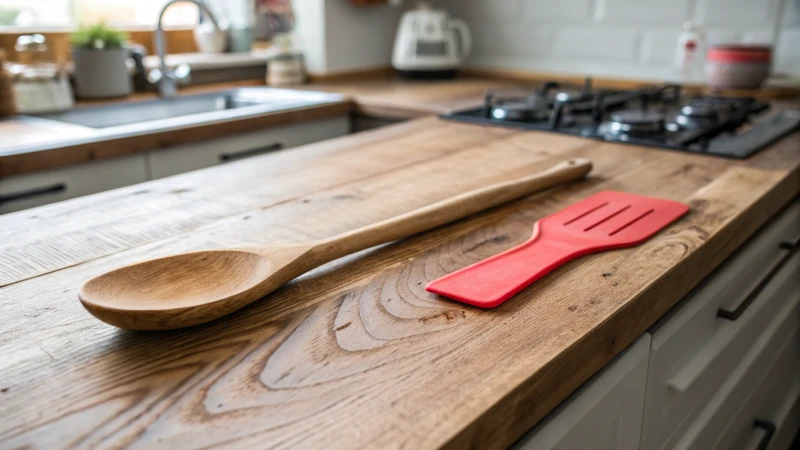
[584, 205, 632, 232]
[564, 201, 609, 225]
[609, 209, 655, 236]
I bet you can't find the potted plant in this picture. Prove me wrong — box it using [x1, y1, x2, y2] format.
[71, 23, 132, 98]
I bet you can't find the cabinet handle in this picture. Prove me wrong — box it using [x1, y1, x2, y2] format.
[717, 239, 799, 321]
[0, 183, 66, 205]
[753, 419, 776, 450]
[219, 142, 284, 163]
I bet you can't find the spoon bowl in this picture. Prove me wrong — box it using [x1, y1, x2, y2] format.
[79, 249, 297, 330]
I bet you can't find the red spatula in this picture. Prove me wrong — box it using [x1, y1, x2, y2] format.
[426, 191, 689, 308]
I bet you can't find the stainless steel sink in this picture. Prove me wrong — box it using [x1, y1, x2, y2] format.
[37, 87, 345, 133]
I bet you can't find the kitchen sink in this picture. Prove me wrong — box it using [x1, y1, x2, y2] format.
[37, 87, 345, 132]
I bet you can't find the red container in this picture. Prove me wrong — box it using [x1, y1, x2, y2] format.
[705, 45, 772, 90]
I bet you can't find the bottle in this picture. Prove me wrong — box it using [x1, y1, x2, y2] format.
[675, 21, 704, 82]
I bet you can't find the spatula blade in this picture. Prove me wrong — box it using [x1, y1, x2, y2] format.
[426, 191, 689, 308]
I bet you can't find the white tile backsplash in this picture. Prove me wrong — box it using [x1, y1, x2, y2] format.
[552, 28, 640, 61]
[598, 0, 691, 23]
[523, 0, 595, 21]
[459, 0, 525, 20]
[705, 29, 742, 46]
[300, 0, 797, 77]
[444, 0, 798, 78]
[742, 30, 776, 44]
[697, 0, 782, 27]
[775, 28, 800, 73]
[641, 30, 682, 66]
[473, 23, 551, 57]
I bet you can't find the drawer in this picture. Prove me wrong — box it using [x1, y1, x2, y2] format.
[0, 154, 149, 214]
[511, 334, 650, 450]
[640, 200, 800, 450]
[147, 116, 349, 179]
[671, 254, 800, 450]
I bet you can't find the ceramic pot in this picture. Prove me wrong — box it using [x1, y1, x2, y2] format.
[72, 48, 132, 98]
[194, 21, 228, 53]
[705, 45, 771, 90]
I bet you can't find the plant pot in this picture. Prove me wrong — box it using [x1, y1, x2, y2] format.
[72, 48, 132, 98]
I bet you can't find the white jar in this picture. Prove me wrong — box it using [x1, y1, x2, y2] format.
[267, 53, 305, 86]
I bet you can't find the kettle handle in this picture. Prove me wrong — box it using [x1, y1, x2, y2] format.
[449, 18, 472, 61]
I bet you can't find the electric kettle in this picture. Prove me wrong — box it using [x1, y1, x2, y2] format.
[391, 2, 472, 78]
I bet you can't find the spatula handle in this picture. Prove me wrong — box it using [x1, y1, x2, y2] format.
[311, 158, 592, 265]
[425, 226, 584, 308]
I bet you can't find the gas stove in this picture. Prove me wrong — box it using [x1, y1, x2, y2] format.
[442, 79, 800, 158]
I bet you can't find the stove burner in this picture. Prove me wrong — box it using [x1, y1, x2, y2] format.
[681, 104, 719, 118]
[444, 81, 791, 159]
[606, 110, 666, 137]
[554, 77, 594, 104]
[555, 91, 590, 103]
[674, 99, 736, 128]
[486, 91, 551, 122]
[490, 100, 534, 121]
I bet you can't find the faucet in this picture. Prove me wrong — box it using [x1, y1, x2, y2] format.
[150, 0, 222, 98]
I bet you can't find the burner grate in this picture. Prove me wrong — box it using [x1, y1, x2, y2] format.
[441, 78, 796, 159]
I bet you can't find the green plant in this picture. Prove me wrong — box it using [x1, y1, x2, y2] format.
[0, 6, 19, 26]
[71, 23, 128, 50]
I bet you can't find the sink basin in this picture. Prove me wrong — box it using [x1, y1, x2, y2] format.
[37, 87, 345, 132]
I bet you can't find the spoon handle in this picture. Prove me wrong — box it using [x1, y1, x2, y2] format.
[310, 158, 592, 264]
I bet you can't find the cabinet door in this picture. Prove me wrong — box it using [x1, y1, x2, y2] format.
[670, 251, 800, 450]
[0, 154, 149, 214]
[147, 116, 349, 179]
[511, 334, 650, 450]
[640, 200, 800, 450]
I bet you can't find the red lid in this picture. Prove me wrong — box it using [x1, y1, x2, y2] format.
[707, 45, 772, 63]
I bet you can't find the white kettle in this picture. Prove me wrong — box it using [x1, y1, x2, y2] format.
[391, 2, 472, 78]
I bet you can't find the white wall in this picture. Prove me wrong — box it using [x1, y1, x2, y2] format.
[293, 0, 328, 74]
[294, 0, 799, 78]
[323, 0, 402, 73]
[293, 0, 401, 75]
[434, 0, 800, 80]
[775, 0, 800, 75]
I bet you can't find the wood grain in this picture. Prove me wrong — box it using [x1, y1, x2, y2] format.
[0, 118, 517, 287]
[0, 115, 798, 449]
[78, 158, 591, 330]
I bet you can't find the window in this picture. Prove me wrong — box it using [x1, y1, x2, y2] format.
[0, 0, 208, 28]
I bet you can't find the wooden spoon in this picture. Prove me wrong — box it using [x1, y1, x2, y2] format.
[80, 158, 592, 330]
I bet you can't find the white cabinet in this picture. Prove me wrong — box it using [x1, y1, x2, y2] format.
[511, 334, 651, 450]
[146, 116, 350, 179]
[0, 154, 149, 214]
[672, 252, 800, 450]
[641, 199, 800, 450]
[0, 115, 350, 214]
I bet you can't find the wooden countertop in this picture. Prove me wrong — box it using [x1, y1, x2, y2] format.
[303, 76, 529, 119]
[1, 77, 528, 177]
[1, 115, 798, 449]
[4, 73, 797, 177]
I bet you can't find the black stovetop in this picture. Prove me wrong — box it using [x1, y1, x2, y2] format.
[441, 79, 800, 159]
